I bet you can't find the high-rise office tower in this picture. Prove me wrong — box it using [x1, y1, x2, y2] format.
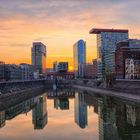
[31, 42, 47, 75]
[73, 40, 86, 76]
[90, 28, 128, 79]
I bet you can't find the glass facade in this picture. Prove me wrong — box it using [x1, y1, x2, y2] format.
[97, 32, 128, 77]
[32, 42, 47, 74]
[73, 40, 86, 75]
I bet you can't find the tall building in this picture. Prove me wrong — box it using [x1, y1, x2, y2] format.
[90, 28, 128, 79]
[73, 40, 86, 76]
[31, 42, 47, 75]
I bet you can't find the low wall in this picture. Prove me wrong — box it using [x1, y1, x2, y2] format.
[113, 79, 140, 94]
[72, 79, 140, 95]
[0, 87, 45, 110]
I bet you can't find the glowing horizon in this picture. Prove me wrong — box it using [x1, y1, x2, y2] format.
[0, 0, 140, 69]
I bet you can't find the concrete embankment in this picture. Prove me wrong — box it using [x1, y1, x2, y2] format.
[0, 79, 71, 108]
[113, 79, 140, 94]
[73, 85, 140, 102]
[72, 79, 140, 95]
[0, 86, 45, 110]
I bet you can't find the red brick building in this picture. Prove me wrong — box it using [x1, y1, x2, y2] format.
[78, 60, 97, 78]
[115, 40, 140, 79]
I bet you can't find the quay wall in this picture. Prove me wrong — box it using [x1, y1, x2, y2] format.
[0, 79, 72, 97]
[72, 79, 140, 95]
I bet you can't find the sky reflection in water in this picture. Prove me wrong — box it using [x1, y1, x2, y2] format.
[0, 90, 139, 140]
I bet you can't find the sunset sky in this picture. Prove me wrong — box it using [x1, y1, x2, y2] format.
[0, 0, 140, 69]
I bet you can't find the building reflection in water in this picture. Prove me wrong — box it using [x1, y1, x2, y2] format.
[32, 94, 48, 129]
[0, 94, 48, 130]
[116, 100, 140, 140]
[47, 90, 75, 110]
[54, 97, 69, 110]
[98, 96, 140, 140]
[74, 92, 88, 129]
[0, 90, 140, 140]
[53, 91, 70, 110]
[0, 111, 5, 128]
[98, 97, 120, 140]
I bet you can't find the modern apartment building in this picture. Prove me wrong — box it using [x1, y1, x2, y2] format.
[90, 28, 128, 79]
[31, 42, 47, 75]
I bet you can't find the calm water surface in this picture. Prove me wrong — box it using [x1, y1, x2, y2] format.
[0, 90, 140, 140]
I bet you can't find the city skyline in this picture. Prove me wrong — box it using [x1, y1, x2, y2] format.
[1, 0, 140, 70]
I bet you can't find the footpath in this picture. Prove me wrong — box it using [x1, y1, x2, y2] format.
[73, 85, 140, 102]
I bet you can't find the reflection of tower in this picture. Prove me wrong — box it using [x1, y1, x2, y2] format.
[0, 111, 5, 128]
[116, 102, 140, 140]
[54, 97, 59, 110]
[54, 97, 69, 110]
[74, 92, 87, 129]
[98, 97, 120, 140]
[126, 104, 136, 126]
[53, 91, 70, 110]
[59, 98, 69, 110]
[32, 94, 48, 129]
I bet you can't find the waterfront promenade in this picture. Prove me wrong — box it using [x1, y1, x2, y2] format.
[73, 85, 140, 102]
